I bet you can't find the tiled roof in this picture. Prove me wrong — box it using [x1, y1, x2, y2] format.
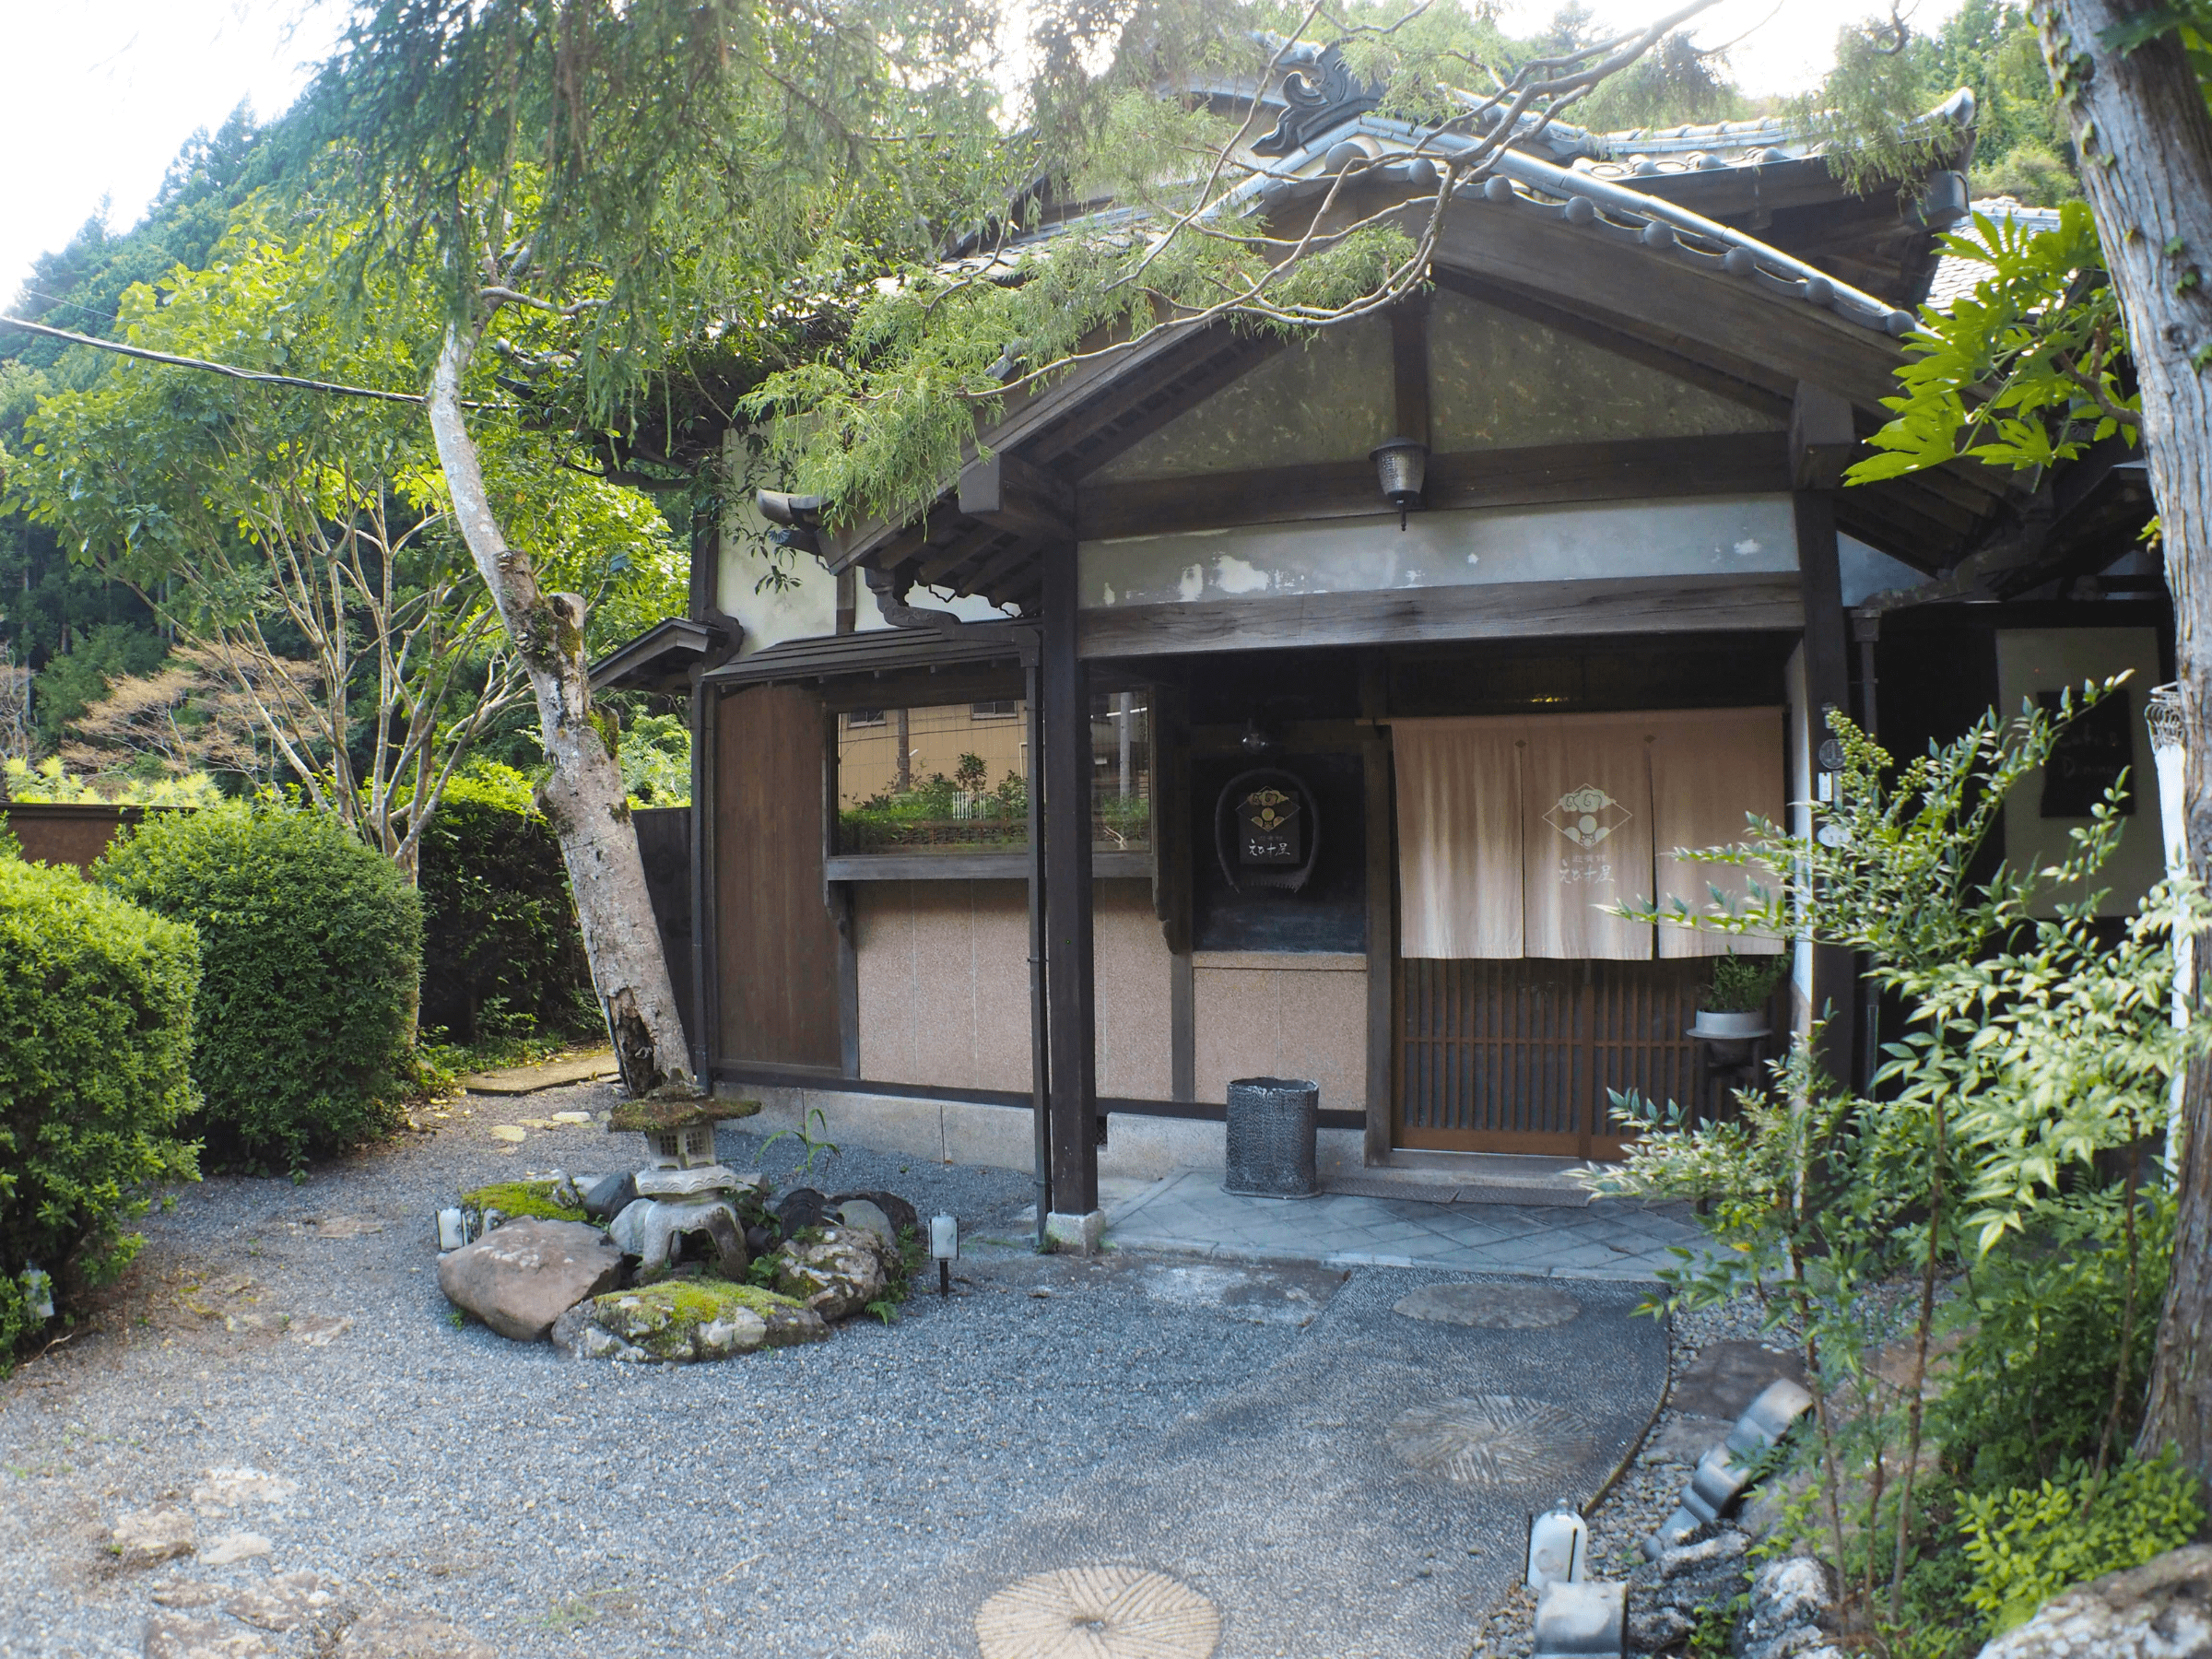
[1924, 196, 2067, 310]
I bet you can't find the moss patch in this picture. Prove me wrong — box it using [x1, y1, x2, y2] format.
[461, 1181, 588, 1223]
[606, 1096, 761, 1132]
[578, 1275, 827, 1361]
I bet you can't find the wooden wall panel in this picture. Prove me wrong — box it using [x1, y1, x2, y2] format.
[713, 684, 842, 1070]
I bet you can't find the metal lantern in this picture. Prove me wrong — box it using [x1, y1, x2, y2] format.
[1370, 436, 1429, 529]
[930, 1213, 959, 1297]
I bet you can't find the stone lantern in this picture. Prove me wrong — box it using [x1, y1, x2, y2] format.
[606, 1096, 762, 1281]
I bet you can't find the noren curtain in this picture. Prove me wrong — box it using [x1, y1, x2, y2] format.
[1393, 709, 1783, 960]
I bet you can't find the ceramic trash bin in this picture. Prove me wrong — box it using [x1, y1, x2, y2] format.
[1223, 1077, 1320, 1198]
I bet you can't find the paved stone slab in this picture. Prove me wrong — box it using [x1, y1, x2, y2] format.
[1104, 1171, 1711, 1282]
[462, 1052, 617, 1095]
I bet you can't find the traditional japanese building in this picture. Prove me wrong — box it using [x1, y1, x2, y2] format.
[601, 58, 2163, 1235]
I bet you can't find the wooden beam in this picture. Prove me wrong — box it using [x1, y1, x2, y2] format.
[1041, 542, 1100, 1218]
[1791, 381, 1857, 489]
[1078, 573, 1806, 659]
[1076, 434, 1795, 541]
[1361, 664, 1395, 1168]
[1391, 293, 1431, 448]
[958, 451, 1076, 539]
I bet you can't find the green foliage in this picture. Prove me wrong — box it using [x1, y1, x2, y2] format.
[97, 800, 423, 1170]
[2, 758, 225, 806]
[1596, 686, 2206, 1634]
[1848, 205, 2136, 485]
[1962, 1454, 2204, 1631]
[416, 765, 593, 1047]
[27, 624, 167, 747]
[0, 858, 201, 1357]
[839, 768, 1030, 853]
[1703, 950, 1785, 1013]
[1937, 1192, 2171, 1490]
[618, 713, 691, 807]
[761, 1107, 841, 1180]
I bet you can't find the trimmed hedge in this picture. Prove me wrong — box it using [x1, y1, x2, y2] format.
[0, 857, 200, 1354]
[98, 801, 423, 1169]
[418, 768, 593, 1043]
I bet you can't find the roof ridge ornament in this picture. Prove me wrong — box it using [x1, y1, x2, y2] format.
[1250, 37, 1382, 158]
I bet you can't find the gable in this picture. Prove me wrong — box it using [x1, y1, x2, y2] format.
[1427, 288, 1778, 449]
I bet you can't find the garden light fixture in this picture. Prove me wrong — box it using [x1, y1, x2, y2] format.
[1370, 436, 1429, 529]
[930, 1213, 959, 1297]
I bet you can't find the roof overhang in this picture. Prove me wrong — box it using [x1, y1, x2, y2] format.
[588, 617, 735, 694]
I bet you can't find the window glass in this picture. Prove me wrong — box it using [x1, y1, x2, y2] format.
[832, 692, 1151, 856]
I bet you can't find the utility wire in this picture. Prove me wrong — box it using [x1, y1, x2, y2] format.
[0, 313, 443, 406]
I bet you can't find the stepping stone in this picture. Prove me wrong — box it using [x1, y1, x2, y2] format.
[144, 1615, 271, 1658]
[463, 1053, 617, 1095]
[1669, 1339, 1806, 1420]
[109, 1506, 194, 1568]
[201, 1532, 273, 1565]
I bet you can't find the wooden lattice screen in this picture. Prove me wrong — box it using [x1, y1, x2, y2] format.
[1394, 958, 1713, 1157]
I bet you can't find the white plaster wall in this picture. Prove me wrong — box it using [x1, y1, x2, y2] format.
[1995, 627, 2166, 917]
[1190, 951, 1370, 1115]
[853, 877, 1171, 1100]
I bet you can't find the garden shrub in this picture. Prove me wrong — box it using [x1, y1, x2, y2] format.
[97, 799, 422, 1169]
[417, 764, 593, 1044]
[1962, 1453, 2204, 1632]
[0, 857, 200, 1355]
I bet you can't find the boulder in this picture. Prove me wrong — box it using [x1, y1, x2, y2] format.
[1976, 1545, 2212, 1659]
[435, 1218, 622, 1341]
[772, 1224, 890, 1321]
[582, 1171, 637, 1222]
[551, 1278, 828, 1363]
[776, 1187, 831, 1235]
[1741, 1557, 1838, 1659]
[830, 1189, 919, 1245]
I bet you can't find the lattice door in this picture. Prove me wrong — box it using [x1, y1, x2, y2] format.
[1394, 958, 1709, 1155]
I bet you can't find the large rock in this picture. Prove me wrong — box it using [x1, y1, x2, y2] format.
[551, 1278, 829, 1363]
[1977, 1545, 2212, 1659]
[335, 1606, 497, 1659]
[772, 1224, 890, 1321]
[435, 1218, 621, 1341]
[1742, 1557, 1838, 1659]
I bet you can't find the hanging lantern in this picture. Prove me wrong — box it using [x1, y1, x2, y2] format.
[1370, 436, 1429, 529]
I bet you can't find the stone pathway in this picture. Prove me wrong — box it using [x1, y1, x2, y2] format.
[459, 1050, 617, 1096]
[1100, 1169, 1713, 1279]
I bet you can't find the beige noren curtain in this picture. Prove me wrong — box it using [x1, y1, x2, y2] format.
[1394, 708, 1784, 960]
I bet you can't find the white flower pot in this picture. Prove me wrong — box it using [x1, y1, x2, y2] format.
[1690, 1009, 1770, 1041]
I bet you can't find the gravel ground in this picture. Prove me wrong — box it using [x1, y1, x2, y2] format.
[0, 1082, 1323, 1659]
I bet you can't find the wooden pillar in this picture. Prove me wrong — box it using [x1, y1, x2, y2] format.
[1794, 480, 1859, 1090]
[1042, 543, 1099, 1217]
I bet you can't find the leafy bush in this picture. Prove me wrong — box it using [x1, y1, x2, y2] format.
[417, 764, 593, 1045]
[97, 800, 422, 1169]
[1936, 1192, 2171, 1492]
[1701, 949, 1785, 1013]
[618, 712, 691, 806]
[0, 857, 200, 1354]
[4, 757, 225, 806]
[1962, 1453, 2204, 1632]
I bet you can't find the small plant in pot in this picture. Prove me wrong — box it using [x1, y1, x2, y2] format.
[1691, 951, 1784, 1041]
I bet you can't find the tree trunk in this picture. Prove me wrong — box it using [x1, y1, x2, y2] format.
[2035, 0, 2212, 1487]
[426, 320, 693, 1095]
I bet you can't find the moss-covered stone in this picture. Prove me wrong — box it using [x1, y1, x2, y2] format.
[552, 1276, 829, 1364]
[461, 1181, 588, 1223]
[606, 1096, 761, 1133]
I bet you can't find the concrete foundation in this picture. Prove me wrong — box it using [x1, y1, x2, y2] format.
[1043, 1210, 1106, 1254]
[723, 1084, 1370, 1184]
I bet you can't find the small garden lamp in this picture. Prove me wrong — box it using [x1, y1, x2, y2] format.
[930, 1213, 959, 1297]
[1370, 436, 1429, 529]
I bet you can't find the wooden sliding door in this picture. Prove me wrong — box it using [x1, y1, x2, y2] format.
[1394, 958, 1707, 1156]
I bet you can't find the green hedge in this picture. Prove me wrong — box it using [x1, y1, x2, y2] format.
[98, 800, 422, 1169]
[0, 857, 200, 1354]
[418, 767, 593, 1043]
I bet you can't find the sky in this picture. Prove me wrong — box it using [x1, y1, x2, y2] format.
[0, 0, 1967, 310]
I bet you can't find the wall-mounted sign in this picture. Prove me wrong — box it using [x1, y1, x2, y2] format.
[1214, 768, 1321, 893]
[2038, 688, 2136, 818]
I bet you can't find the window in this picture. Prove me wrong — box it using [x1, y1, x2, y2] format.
[971, 700, 1018, 720]
[845, 708, 887, 728]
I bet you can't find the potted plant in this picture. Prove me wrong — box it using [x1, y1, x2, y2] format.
[1690, 951, 1784, 1041]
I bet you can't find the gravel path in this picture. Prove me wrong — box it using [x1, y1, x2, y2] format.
[0, 1083, 1675, 1659]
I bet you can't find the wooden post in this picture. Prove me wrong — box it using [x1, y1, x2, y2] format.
[1042, 542, 1100, 1220]
[1794, 477, 1859, 1090]
[1359, 652, 1395, 1167]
